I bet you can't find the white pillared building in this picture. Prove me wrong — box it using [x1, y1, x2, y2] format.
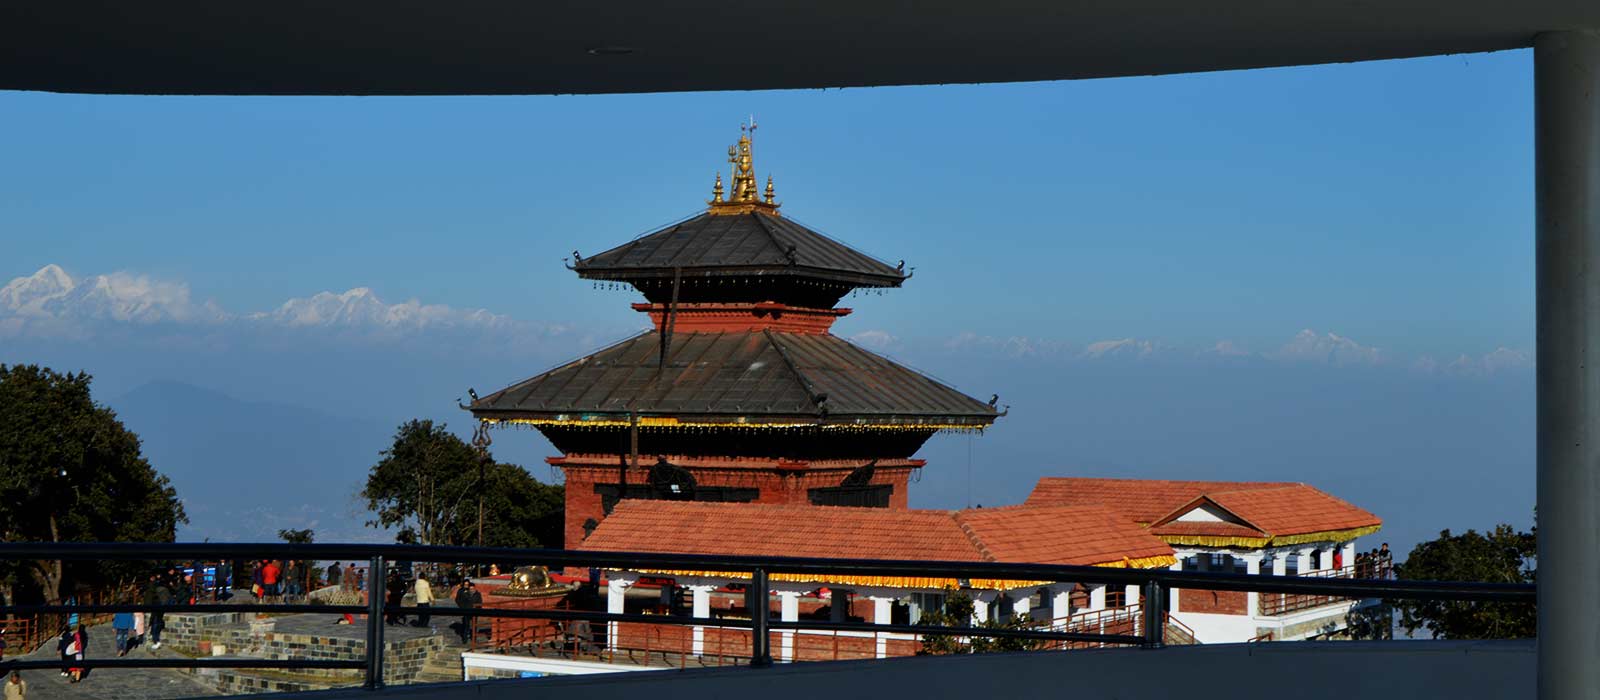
[1025, 478, 1385, 643]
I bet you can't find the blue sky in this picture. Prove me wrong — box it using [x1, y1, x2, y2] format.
[2, 49, 1531, 358]
[0, 49, 1538, 550]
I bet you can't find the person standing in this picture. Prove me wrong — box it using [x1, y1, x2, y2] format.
[327, 561, 342, 592]
[4, 671, 25, 700]
[112, 611, 133, 657]
[216, 561, 233, 601]
[67, 625, 85, 683]
[147, 573, 172, 650]
[56, 627, 71, 677]
[260, 560, 281, 601]
[385, 570, 407, 626]
[133, 610, 146, 649]
[414, 574, 433, 628]
[453, 581, 481, 644]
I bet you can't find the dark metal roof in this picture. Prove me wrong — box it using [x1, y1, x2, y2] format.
[471, 330, 998, 426]
[572, 213, 906, 288]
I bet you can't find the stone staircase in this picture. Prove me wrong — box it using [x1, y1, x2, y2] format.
[408, 637, 469, 685]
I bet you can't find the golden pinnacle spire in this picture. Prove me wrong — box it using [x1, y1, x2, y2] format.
[708, 119, 781, 217]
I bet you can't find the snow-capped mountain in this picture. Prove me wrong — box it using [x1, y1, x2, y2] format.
[256, 287, 517, 331]
[1274, 329, 1385, 366]
[0, 264, 223, 324]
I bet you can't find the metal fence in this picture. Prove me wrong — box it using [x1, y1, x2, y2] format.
[0, 542, 1534, 690]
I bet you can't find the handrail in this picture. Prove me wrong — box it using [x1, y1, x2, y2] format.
[0, 542, 1531, 602]
[0, 541, 1535, 689]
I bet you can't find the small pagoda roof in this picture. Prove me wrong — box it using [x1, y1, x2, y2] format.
[470, 329, 997, 429]
[572, 211, 907, 288]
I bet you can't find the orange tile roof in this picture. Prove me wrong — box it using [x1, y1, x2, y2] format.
[1148, 521, 1268, 539]
[956, 506, 1174, 567]
[1203, 485, 1380, 537]
[1026, 477, 1298, 523]
[582, 501, 982, 562]
[581, 500, 1174, 569]
[1027, 477, 1380, 543]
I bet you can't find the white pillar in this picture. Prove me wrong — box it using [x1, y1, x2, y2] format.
[870, 596, 894, 659]
[777, 591, 801, 662]
[1051, 588, 1073, 629]
[1011, 592, 1032, 620]
[1319, 548, 1334, 571]
[1169, 559, 1183, 612]
[1341, 542, 1357, 574]
[972, 595, 990, 625]
[606, 575, 634, 652]
[688, 585, 714, 656]
[1271, 553, 1287, 576]
[1089, 584, 1107, 611]
[1124, 584, 1140, 608]
[1242, 554, 1263, 618]
[1296, 549, 1314, 575]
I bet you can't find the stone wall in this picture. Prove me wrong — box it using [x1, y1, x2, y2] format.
[166, 613, 450, 688]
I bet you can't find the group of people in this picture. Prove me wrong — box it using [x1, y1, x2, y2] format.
[54, 624, 89, 683]
[247, 559, 312, 601]
[1355, 542, 1394, 579]
[377, 569, 484, 643]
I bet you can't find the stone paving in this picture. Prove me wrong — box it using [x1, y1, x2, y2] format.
[13, 622, 216, 700]
[10, 608, 467, 699]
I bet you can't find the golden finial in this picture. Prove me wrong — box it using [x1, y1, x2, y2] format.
[707, 120, 781, 218]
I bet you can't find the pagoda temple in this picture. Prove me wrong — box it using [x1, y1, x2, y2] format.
[469, 126, 1002, 548]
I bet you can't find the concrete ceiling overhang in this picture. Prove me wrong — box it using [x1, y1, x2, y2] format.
[2, 0, 1596, 96]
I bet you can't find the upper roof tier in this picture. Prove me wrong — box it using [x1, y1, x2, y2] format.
[570, 127, 908, 307]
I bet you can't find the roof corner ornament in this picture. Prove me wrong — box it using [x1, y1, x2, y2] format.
[710, 173, 724, 204]
[459, 387, 480, 410]
[988, 393, 1010, 417]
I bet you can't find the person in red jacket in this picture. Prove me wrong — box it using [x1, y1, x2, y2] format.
[261, 560, 282, 601]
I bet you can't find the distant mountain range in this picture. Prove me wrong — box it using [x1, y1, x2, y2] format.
[107, 380, 395, 543]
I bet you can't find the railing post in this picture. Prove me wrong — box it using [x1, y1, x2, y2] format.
[1141, 579, 1165, 649]
[749, 568, 772, 667]
[364, 555, 385, 690]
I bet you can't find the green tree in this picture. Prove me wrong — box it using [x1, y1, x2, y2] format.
[0, 365, 187, 604]
[278, 528, 315, 544]
[361, 420, 563, 548]
[1350, 524, 1536, 640]
[916, 587, 1041, 654]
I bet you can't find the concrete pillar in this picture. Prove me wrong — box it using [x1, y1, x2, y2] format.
[1536, 30, 1600, 700]
[1169, 559, 1183, 612]
[1296, 549, 1313, 575]
[1318, 549, 1334, 571]
[1089, 584, 1107, 611]
[1124, 584, 1140, 608]
[606, 575, 634, 652]
[972, 595, 990, 625]
[688, 584, 715, 657]
[1051, 588, 1073, 629]
[870, 596, 894, 659]
[777, 591, 801, 663]
[1271, 553, 1287, 576]
[1341, 542, 1356, 574]
[1242, 554, 1263, 617]
[1011, 592, 1032, 619]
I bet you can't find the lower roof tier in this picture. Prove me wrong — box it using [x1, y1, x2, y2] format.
[470, 329, 1001, 429]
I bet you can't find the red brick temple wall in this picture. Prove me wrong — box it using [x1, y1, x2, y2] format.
[558, 460, 916, 549]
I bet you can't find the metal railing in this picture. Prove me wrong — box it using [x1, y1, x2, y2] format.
[0, 542, 1533, 691]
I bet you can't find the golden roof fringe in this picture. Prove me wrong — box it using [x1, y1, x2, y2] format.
[616, 554, 1177, 593]
[1155, 524, 1382, 550]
